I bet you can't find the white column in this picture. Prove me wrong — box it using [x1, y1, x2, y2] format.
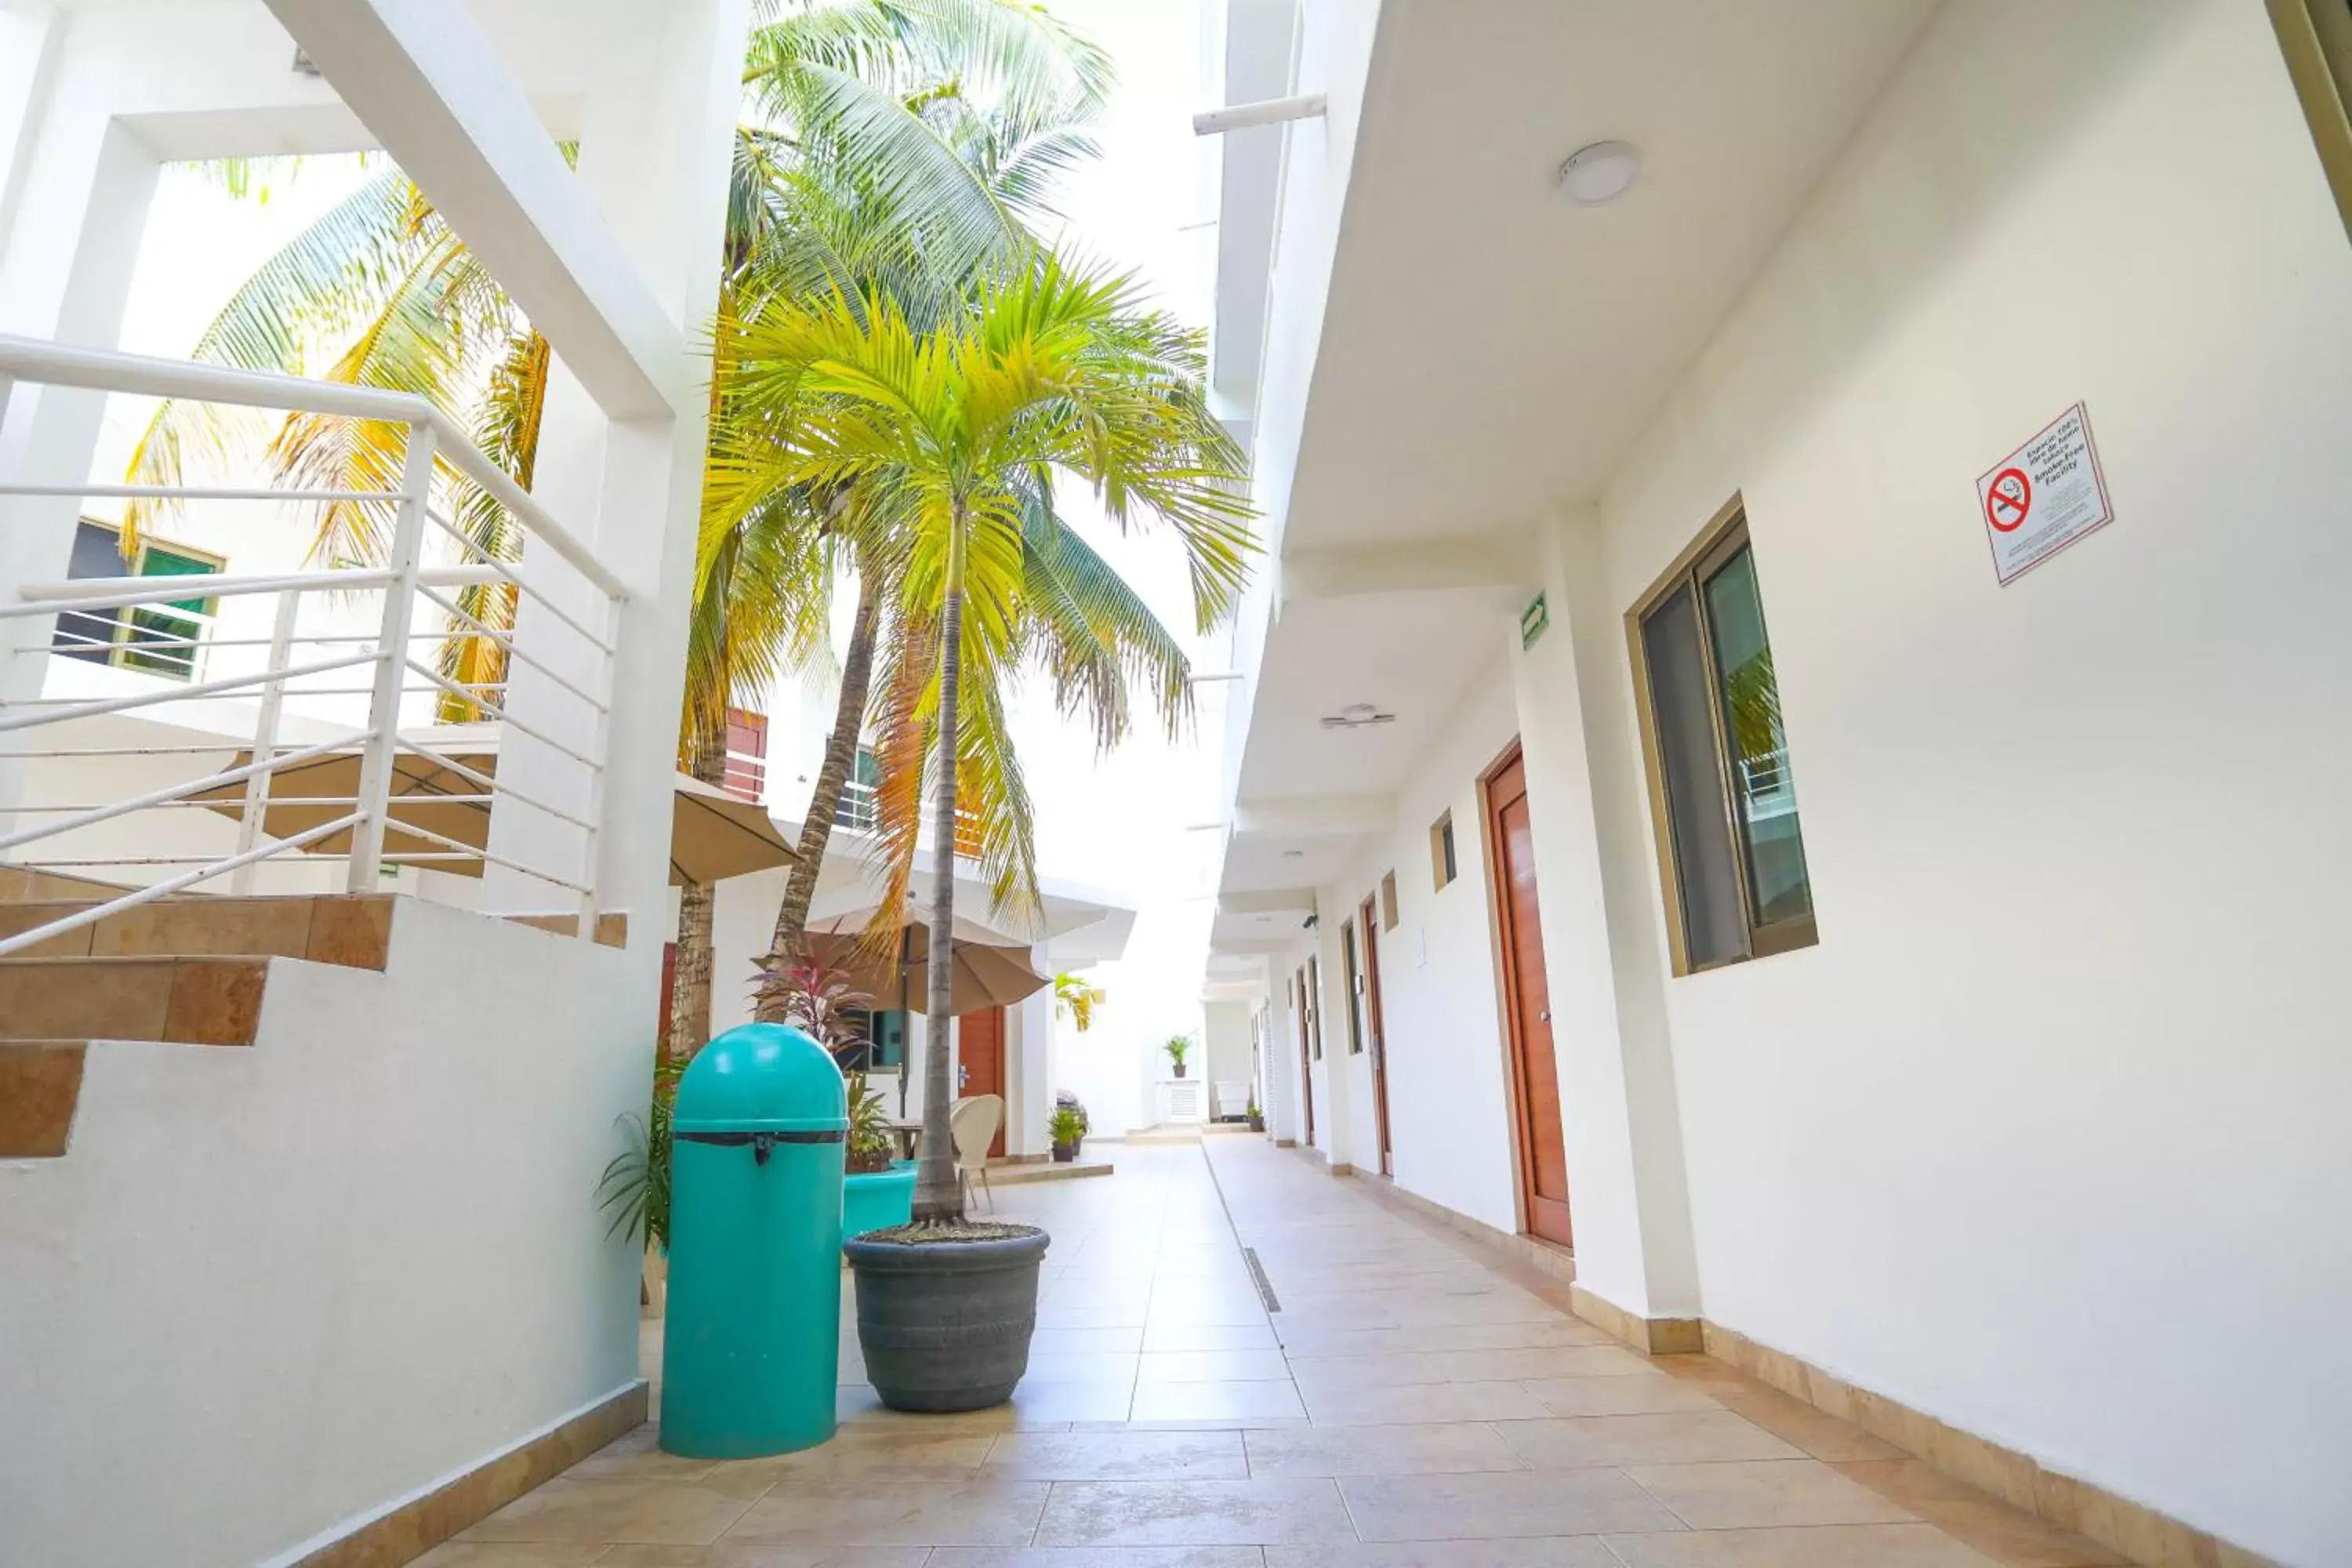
[0, 4, 66, 249]
[477, 0, 750, 936]
[0, 16, 162, 817]
[1007, 984, 1053, 1158]
[1511, 503, 1703, 1320]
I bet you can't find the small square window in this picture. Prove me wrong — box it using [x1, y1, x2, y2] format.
[1380, 870, 1399, 931]
[1431, 811, 1457, 890]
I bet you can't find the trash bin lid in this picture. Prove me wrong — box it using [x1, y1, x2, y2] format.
[673, 1022, 848, 1134]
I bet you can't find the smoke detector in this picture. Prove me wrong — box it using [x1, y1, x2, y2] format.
[1319, 702, 1395, 731]
[1558, 140, 1640, 205]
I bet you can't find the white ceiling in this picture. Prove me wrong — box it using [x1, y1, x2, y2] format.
[1232, 588, 1519, 803]
[1281, 0, 1940, 548]
[1210, 0, 1937, 953]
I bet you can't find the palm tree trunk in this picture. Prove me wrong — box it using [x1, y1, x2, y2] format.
[666, 733, 731, 1058]
[912, 527, 967, 1223]
[753, 572, 883, 1022]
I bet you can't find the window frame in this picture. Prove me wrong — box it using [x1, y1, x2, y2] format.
[1624, 497, 1818, 976]
[1339, 917, 1365, 1054]
[55, 521, 225, 682]
[2270, 0, 2352, 244]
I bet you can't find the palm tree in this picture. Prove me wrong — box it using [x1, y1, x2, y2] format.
[113, 0, 1115, 1049]
[713, 251, 1257, 1222]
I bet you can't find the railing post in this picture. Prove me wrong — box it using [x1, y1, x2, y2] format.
[230, 587, 301, 895]
[574, 591, 620, 940]
[347, 421, 435, 891]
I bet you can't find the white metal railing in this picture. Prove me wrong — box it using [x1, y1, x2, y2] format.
[722, 747, 766, 803]
[0, 336, 627, 956]
[1737, 746, 1795, 817]
[834, 775, 879, 833]
[830, 777, 982, 856]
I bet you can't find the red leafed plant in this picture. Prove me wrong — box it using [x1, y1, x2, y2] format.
[753, 948, 873, 1065]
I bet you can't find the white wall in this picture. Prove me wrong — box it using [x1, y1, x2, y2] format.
[0, 901, 644, 1568]
[1287, 651, 1523, 1226]
[1547, 3, 2352, 1560]
[1200, 998, 1252, 1109]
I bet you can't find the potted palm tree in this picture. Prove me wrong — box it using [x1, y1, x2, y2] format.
[1047, 1105, 1085, 1163]
[714, 250, 1254, 1411]
[1163, 1033, 1192, 1080]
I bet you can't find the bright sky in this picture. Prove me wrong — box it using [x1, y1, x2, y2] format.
[104, 0, 1237, 1090]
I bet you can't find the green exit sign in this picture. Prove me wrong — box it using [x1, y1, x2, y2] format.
[1520, 592, 1549, 650]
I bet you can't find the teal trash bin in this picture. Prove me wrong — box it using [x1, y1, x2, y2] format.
[659, 1022, 846, 1458]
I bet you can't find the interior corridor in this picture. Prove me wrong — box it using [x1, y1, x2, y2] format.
[429, 1138, 2127, 1565]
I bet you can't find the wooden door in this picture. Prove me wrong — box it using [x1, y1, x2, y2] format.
[1486, 748, 1572, 1247]
[956, 1006, 1008, 1157]
[1359, 894, 1393, 1174]
[1293, 967, 1316, 1144]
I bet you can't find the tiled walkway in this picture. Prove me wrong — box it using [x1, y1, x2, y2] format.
[425, 1136, 2126, 1567]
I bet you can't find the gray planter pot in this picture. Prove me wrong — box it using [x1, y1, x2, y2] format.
[844, 1228, 1050, 1412]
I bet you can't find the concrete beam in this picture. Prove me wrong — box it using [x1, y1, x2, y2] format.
[264, 0, 681, 420]
[1218, 887, 1319, 916]
[1233, 793, 1393, 837]
[1211, 935, 1308, 956]
[1281, 535, 1537, 604]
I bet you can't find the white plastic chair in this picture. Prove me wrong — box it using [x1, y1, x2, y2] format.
[949, 1094, 1004, 1212]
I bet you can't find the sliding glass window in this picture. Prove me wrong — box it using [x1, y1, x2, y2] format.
[1631, 509, 1816, 972]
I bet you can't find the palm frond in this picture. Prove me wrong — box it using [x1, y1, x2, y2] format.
[120, 169, 428, 550]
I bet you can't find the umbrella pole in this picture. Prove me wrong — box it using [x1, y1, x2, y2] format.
[895, 924, 914, 1120]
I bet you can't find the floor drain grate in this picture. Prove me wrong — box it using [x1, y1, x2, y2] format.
[1241, 1246, 1281, 1313]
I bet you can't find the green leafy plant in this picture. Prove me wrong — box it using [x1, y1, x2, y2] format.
[1054, 971, 1105, 1032]
[597, 1053, 684, 1254]
[715, 249, 1258, 1226]
[1047, 1105, 1086, 1149]
[1163, 1034, 1192, 1068]
[845, 1069, 897, 1174]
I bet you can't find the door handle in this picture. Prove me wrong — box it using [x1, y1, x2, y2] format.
[1538, 1009, 1550, 1022]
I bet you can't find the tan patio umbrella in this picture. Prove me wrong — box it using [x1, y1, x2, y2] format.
[191, 747, 795, 886]
[799, 909, 1048, 1015]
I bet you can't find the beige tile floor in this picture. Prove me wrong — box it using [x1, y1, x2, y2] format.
[428, 1138, 2129, 1568]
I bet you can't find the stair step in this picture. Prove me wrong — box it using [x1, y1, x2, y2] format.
[503, 909, 630, 949]
[0, 866, 142, 903]
[0, 956, 273, 1046]
[0, 1042, 85, 1158]
[0, 895, 395, 967]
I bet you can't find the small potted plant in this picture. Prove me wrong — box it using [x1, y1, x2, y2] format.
[1163, 1033, 1192, 1079]
[1053, 1090, 1089, 1155]
[1247, 1097, 1265, 1133]
[1047, 1105, 1085, 1163]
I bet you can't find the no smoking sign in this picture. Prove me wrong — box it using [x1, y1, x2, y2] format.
[1976, 403, 2113, 586]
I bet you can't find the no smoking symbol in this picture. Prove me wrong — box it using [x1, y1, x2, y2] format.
[1986, 467, 2031, 532]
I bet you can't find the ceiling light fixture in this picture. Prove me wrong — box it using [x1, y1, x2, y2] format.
[1282, 849, 1305, 860]
[1318, 702, 1396, 731]
[1557, 140, 1640, 205]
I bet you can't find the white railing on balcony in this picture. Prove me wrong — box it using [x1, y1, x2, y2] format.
[1737, 746, 1796, 818]
[721, 747, 766, 803]
[833, 775, 880, 833]
[0, 336, 627, 956]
